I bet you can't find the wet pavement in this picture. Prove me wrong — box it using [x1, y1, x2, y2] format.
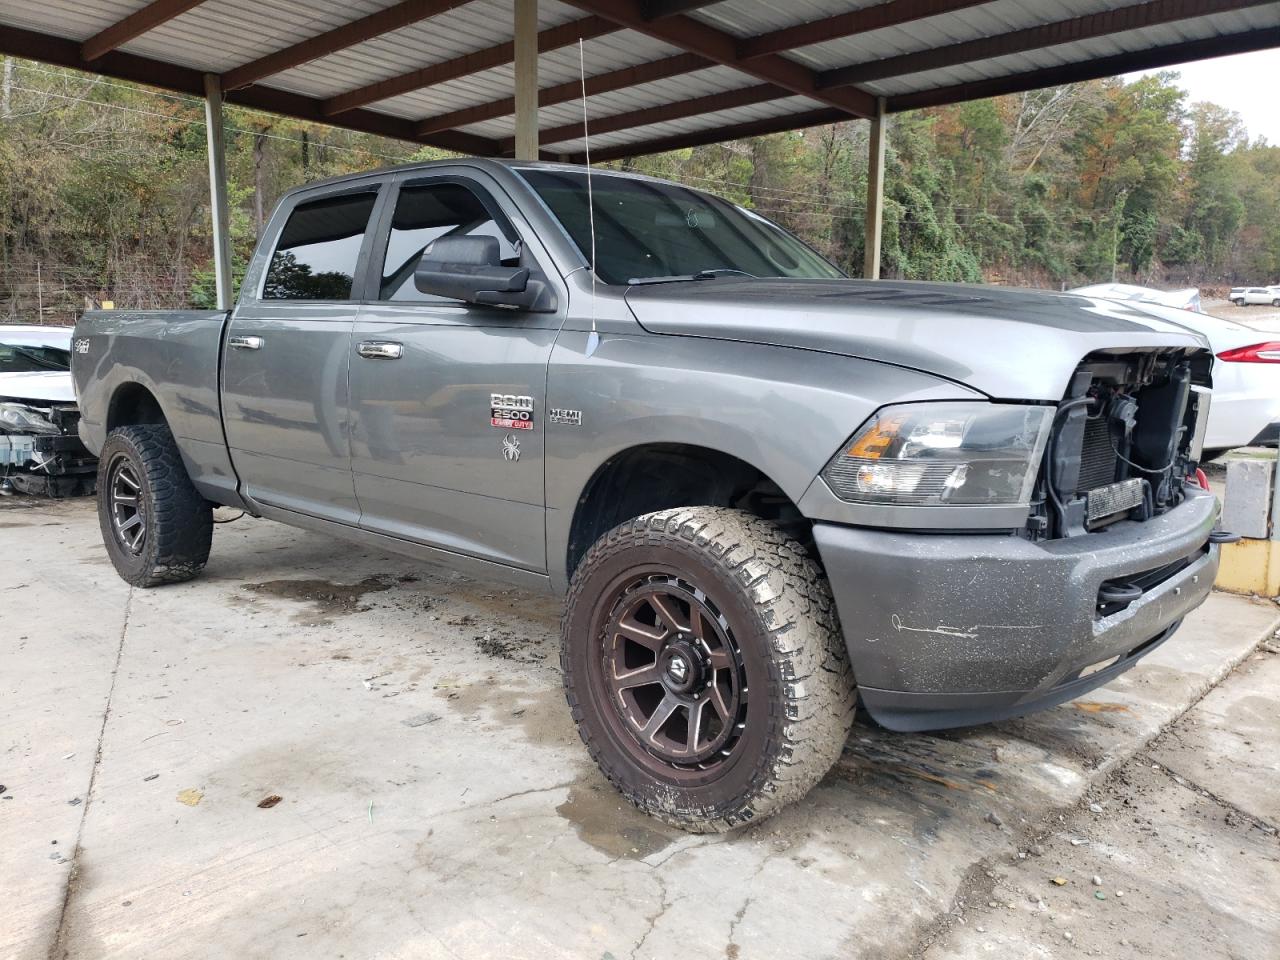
[2, 496, 1277, 960]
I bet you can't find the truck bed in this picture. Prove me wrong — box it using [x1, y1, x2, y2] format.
[71, 309, 240, 507]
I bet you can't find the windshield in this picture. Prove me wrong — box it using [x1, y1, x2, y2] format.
[519, 169, 843, 285]
[0, 341, 71, 372]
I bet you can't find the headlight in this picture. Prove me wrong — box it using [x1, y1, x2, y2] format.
[0, 401, 61, 436]
[822, 402, 1053, 506]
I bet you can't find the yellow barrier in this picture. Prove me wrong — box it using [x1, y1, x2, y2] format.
[1215, 539, 1280, 597]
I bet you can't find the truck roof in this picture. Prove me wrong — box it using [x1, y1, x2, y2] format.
[276, 157, 710, 201]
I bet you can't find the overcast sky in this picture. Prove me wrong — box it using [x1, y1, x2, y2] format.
[1130, 48, 1280, 145]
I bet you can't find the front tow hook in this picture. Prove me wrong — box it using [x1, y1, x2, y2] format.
[1209, 528, 1242, 544]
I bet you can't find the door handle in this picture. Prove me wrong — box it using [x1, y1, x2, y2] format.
[228, 335, 264, 350]
[357, 341, 404, 360]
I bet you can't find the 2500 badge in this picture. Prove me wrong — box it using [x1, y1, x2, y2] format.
[490, 393, 535, 431]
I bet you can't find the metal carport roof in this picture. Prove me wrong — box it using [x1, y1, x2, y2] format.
[2, 0, 1278, 161]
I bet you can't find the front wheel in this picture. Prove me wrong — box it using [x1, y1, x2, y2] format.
[97, 424, 213, 586]
[561, 507, 855, 832]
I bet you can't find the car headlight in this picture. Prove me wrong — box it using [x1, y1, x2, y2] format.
[822, 402, 1053, 507]
[0, 401, 61, 436]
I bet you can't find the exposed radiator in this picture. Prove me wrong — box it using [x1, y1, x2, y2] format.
[1077, 416, 1118, 494]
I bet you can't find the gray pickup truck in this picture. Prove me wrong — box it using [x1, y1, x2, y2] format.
[73, 159, 1221, 831]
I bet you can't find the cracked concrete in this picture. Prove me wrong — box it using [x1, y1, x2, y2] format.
[919, 647, 1280, 960]
[2, 497, 1277, 960]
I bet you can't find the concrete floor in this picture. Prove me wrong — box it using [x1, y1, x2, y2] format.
[2, 496, 1277, 960]
[923, 646, 1280, 959]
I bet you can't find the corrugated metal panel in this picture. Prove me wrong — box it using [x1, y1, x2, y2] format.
[462, 63, 768, 139]
[126, 0, 399, 75]
[0, 0, 136, 40]
[858, 5, 1280, 97]
[545, 94, 824, 153]
[694, 0, 887, 39]
[0, 0, 1278, 153]
[367, 29, 680, 121]
[267, 0, 585, 102]
[785, 0, 1134, 73]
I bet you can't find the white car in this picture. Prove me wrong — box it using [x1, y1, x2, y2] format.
[1070, 287, 1280, 455]
[1229, 286, 1280, 307]
[1073, 282, 1203, 313]
[0, 324, 97, 495]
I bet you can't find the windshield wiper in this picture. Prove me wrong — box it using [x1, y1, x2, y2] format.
[627, 269, 758, 285]
[693, 269, 756, 280]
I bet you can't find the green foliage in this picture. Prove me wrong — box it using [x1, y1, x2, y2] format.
[2, 57, 1278, 324]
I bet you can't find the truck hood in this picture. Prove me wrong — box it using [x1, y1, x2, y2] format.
[0, 370, 76, 403]
[623, 278, 1210, 401]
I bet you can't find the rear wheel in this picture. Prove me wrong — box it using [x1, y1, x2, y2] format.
[97, 424, 213, 586]
[561, 507, 855, 832]
[1233, 298, 1246, 306]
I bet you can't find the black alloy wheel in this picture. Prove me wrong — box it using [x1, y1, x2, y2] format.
[107, 454, 147, 555]
[96, 423, 213, 587]
[562, 507, 856, 832]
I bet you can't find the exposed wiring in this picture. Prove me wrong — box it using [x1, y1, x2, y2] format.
[1107, 434, 1178, 475]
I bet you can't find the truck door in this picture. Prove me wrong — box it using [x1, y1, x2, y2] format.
[222, 184, 382, 523]
[349, 170, 564, 572]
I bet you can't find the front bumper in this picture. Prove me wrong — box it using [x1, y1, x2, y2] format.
[813, 486, 1219, 731]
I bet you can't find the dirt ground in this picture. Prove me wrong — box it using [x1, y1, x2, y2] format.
[2, 495, 1277, 960]
[1202, 298, 1280, 327]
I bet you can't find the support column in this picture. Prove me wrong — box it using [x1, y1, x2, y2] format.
[513, 0, 539, 161]
[204, 73, 233, 310]
[1273, 443, 1280, 543]
[863, 96, 887, 280]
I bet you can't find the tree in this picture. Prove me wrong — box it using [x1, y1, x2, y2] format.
[1182, 102, 1246, 271]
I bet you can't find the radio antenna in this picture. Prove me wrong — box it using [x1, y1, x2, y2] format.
[579, 37, 600, 358]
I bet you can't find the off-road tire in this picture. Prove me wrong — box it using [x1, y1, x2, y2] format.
[97, 424, 213, 587]
[561, 507, 856, 832]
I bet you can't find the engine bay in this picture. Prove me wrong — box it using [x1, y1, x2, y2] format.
[1030, 347, 1213, 540]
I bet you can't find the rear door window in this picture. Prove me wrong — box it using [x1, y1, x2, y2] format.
[262, 192, 378, 301]
[379, 181, 519, 302]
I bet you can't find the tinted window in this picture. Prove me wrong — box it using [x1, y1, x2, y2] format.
[519, 169, 842, 285]
[0, 342, 70, 371]
[380, 181, 519, 301]
[262, 192, 378, 301]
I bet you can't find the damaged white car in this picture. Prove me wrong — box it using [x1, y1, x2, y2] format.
[0, 325, 97, 496]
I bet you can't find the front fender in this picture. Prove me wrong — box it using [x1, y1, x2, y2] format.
[543, 330, 978, 590]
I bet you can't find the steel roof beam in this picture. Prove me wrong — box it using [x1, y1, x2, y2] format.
[506, 81, 789, 151]
[738, 0, 991, 61]
[416, 51, 709, 135]
[81, 0, 209, 62]
[323, 15, 617, 116]
[640, 0, 724, 17]
[0, 24, 499, 155]
[887, 26, 1280, 112]
[822, 0, 1277, 88]
[339, 0, 974, 119]
[221, 0, 476, 91]
[558, 0, 877, 118]
[566, 106, 849, 162]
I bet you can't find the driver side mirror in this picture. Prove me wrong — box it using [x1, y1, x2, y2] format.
[414, 235, 549, 310]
